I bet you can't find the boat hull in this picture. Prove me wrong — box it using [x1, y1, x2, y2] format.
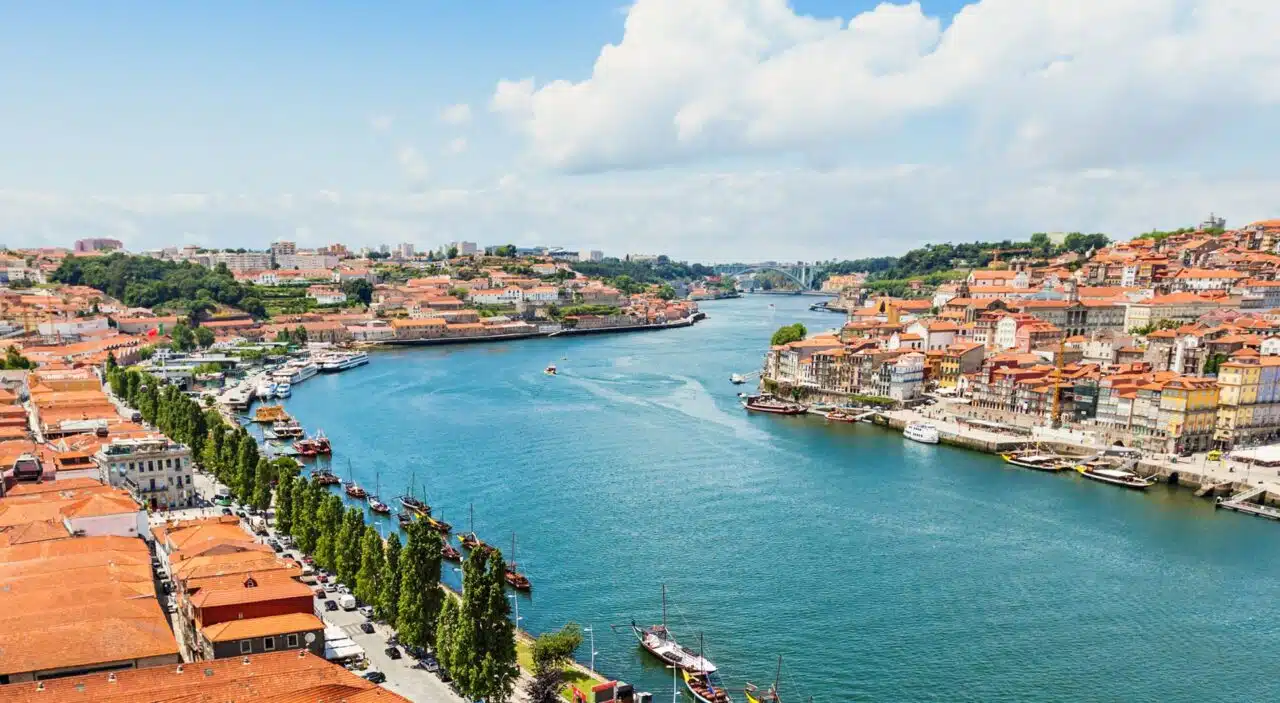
[742, 402, 806, 415]
[1001, 454, 1067, 472]
[1077, 468, 1152, 490]
[683, 670, 733, 703]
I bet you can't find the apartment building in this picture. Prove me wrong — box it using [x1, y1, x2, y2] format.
[96, 436, 194, 510]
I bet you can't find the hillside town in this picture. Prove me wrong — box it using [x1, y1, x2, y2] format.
[764, 217, 1280, 456]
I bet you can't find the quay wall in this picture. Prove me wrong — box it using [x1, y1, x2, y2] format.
[873, 414, 1023, 453]
[366, 315, 704, 348]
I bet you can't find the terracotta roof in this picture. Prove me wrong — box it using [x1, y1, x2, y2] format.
[190, 578, 314, 609]
[0, 651, 411, 703]
[203, 612, 325, 642]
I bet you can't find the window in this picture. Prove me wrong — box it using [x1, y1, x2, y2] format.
[240, 640, 251, 654]
[286, 634, 299, 648]
[263, 637, 275, 651]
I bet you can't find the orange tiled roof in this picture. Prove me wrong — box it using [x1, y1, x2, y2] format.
[203, 612, 325, 642]
[189, 578, 314, 609]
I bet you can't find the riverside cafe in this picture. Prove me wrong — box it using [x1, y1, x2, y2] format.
[1228, 446, 1280, 479]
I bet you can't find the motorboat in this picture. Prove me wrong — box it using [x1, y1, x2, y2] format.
[545, 363, 557, 375]
[903, 422, 940, 444]
[741, 394, 805, 415]
[1076, 462, 1155, 490]
[275, 382, 292, 398]
[256, 380, 277, 399]
[730, 374, 746, 384]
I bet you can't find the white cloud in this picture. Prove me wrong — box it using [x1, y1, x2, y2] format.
[369, 114, 395, 133]
[491, 0, 1280, 172]
[396, 146, 430, 184]
[3, 167, 1276, 259]
[444, 137, 468, 155]
[439, 103, 473, 125]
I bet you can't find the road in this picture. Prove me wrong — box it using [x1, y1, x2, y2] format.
[161, 470, 467, 703]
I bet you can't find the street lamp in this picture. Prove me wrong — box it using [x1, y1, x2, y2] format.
[507, 594, 523, 631]
[583, 625, 598, 674]
[666, 665, 679, 703]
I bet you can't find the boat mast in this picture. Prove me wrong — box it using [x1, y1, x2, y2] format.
[511, 532, 517, 569]
[774, 655, 782, 695]
[469, 502, 474, 535]
[661, 583, 667, 630]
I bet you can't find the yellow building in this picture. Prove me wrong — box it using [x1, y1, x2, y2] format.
[1159, 377, 1219, 452]
[1216, 358, 1262, 445]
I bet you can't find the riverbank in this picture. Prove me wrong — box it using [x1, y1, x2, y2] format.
[361, 312, 706, 349]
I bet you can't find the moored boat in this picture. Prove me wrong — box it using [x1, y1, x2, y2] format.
[631, 585, 717, 673]
[424, 514, 452, 534]
[368, 472, 391, 514]
[504, 533, 531, 591]
[398, 475, 431, 516]
[1001, 452, 1070, 472]
[457, 503, 489, 551]
[825, 410, 858, 423]
[274, 382, 291, 398]
[272, 419, 306, 439]
[294, 431, 332, 456]
[903, 422, 940, 444]
[684, 669, 733, 703]
[312, 470, 340, 486]
[441, 541, 461, 561]
[741, 394, 806, 415]
[730, 374, 746, 384]
[545, 363, 557, 375]
[1075, 462, 1155, 490]
[397, 511, 414, 528]
[344, 482, 367, 499]
[745, 656, 783, 703]
[252, 405, 289, 423]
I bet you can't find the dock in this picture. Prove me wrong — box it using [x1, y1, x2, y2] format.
[1216, 486, 1280, 521]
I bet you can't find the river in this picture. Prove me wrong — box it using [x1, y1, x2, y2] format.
[281, 294, 1280, 702]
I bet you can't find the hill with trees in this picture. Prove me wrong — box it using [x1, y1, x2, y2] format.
[51, 253, 265, 319]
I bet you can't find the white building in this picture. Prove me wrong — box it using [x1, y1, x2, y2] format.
[37, 316, 111, 338]
[206, 251, 272, 272]
[523, 286, 561, 303]
[396, 243, 415, 259]
[469, 287, 525, 305]
[994, 316, 1024, 351]
[452, 241, 478, 256]
[1262, 336, 1280, 357]
[588, 250, 604, 262]
[276, 253, 339, 270]
[888, 352, 925, 401]
[306, 286, 348, 305]
[96, 437, 195, 511]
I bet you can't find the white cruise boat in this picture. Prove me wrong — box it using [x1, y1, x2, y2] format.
[903, 422, 940, 444]
[318, 351, 369, 372]
[275, 382, 292, 398]
[293, 362, 319, 382]
[256, 381, 277, 399]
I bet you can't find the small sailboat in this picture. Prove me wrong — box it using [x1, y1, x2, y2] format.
[504, 532, 531, 590]
[631, 585, 716, 673]
[441, 540, 461, 561]
[681, 635, 732, 703]
[343, 459, 366, 499]
[745, 656, 783, 703]
[368, 471, 391, 514]
[457, 503, 490, 552]
[397, 474, 430, 516]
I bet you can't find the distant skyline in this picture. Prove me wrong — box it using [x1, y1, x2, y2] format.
[2, 0, 1278, 261]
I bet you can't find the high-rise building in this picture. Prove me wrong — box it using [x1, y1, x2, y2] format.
[96, 436, 195, 510]
[270, 241, 297, 256]
[588, 250, 604, 262]
[452, 241, 478, 256]
[397, 242, 415, 259]
[74, 238, 124, 252]
[206, 251, 272, 272]
[379, 244, 391, 255]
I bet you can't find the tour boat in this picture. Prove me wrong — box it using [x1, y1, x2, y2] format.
[441, 541, 461, 561]
[745, 656, 783, 703]
[397, 475, 431, 516]
[312, 470, 340, 486]
[1075, 463, 1155, 490]
[631, 585, 717, 674]
[293, 432, 331, 457]
[504, 533, 531, 591]
[256, 380, 277, 399]
[1001, 452, 1070, 472]
[274, 382, 291, 398]
[318, 351, 369, 372]
[903, 422, 940, 444]
[344, 482, 367, 499]
[741, 394, 806, 415]
[825, 410, 858, 423]
[252, 405, 289, 423]
[457, 503, 490, 552]
[366, 473, 389, 512]
[545, 363, 557, 375]
[272, 419, 306, 439]
[683, 669, 733, 703]
[730, 374, 746, 385]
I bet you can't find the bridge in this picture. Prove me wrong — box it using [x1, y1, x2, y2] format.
[713, 262, 815, 289]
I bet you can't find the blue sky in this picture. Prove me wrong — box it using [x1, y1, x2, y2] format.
[1, 1, 1276, 260]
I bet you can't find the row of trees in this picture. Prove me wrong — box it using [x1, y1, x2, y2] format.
[571, 258, 715, 284]
[272, 478, 520, 701]
[770, 322, 807, 346]
[105, 357, 210, 461]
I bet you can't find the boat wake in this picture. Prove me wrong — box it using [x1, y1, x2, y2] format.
[560, 373, 771, 443]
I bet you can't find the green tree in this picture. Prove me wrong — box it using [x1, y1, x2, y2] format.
[396, 521, 444, 649]
[770, 322, 807, 346]
[447, 245, 459, 259]
[437, 596, 462, 679]
[454, 547, 519, 702]
[525, 623, 583, 703]
[315, 494, 343, 570]
[341, 278, 374, 305]
[250, 458, 272, 511]
[1, 345, 35, 370]
[275, 472, 295, 534]
[656, 283, 676, 300]
[235, 433, 259, 499]
[170, 323, 196, 352]
[378, 533, 403, 625]
[104, 351, 117, 373]
[355, 525, 385, 607]
[194, 325, 215, 348]
[336, 507, 366, 585]
[447, 287, 469, 299]
[1204, 353, 1228, 375]
[294, 325, 308, 344]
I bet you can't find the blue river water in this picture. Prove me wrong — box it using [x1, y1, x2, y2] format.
[279, 294, 1280, 702]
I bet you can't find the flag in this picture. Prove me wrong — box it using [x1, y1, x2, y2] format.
[147, 328, 158, 338]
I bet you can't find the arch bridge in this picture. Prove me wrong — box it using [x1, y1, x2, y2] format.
[714, 262, 815, 289]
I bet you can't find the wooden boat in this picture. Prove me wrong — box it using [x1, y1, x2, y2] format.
[312, 470, 340, 486]
[294, 431, 332, 457]
[1001, 452, 1070, 472]
[741, 394, 805, 415]
[271, 419, 306, 439]
[252, 404, 289, 423]
[397, 474, 431, 516]
[631, 585, 717, 673]
[343, 459, 366, 499]
[397, 511, 413, 528]
[457, 503, 490, 552]
[825, 410, 857, 423]
[684, 669, 733, 703]
[441, 541, 461, 561]
[368, 473, 392, 514]
[504, 533, 531, 591]
[745, 656, 782, 703]
[1075, 462, 1155, 490]
[424, 514, 452, 534]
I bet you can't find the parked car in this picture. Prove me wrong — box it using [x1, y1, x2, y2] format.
[404, 645, 428, 660]
[359, 622, 375, 634]
[235, 510, 246, 519]
[221, 508, 233, 516]
[358, 606, 375, 618]
[363, 671, 386, 684]
[423, 657, 440, 673]
[336, 584, 350, 595]
[324, 583, 338, 593]
[314, 588, 327, 599]
[302, 555, 315, 565]
[384, 646, 401, 660]
[267, 541, 282, 552]
[324, 600, 339, 611]
[315, 573, 328, 583]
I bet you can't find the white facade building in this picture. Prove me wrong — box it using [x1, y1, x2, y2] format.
[97, 437, 195, 511]
[276, 253, 339, 270]
[470, 287, 525, 305]
[888, 352, 925, 401]
[37, 316, 111, 338]
[994, 316, 1020, 350]
[206, 251, 272, 272]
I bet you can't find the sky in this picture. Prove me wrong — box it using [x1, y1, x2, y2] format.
[1, 0, 1278, 262]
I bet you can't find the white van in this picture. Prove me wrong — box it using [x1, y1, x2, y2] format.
[339, 594, 357, 611]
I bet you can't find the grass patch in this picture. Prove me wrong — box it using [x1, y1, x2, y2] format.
[516, 637, 606, 701]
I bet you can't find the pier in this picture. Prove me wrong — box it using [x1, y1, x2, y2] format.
[1216, 486, 1280, 521]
